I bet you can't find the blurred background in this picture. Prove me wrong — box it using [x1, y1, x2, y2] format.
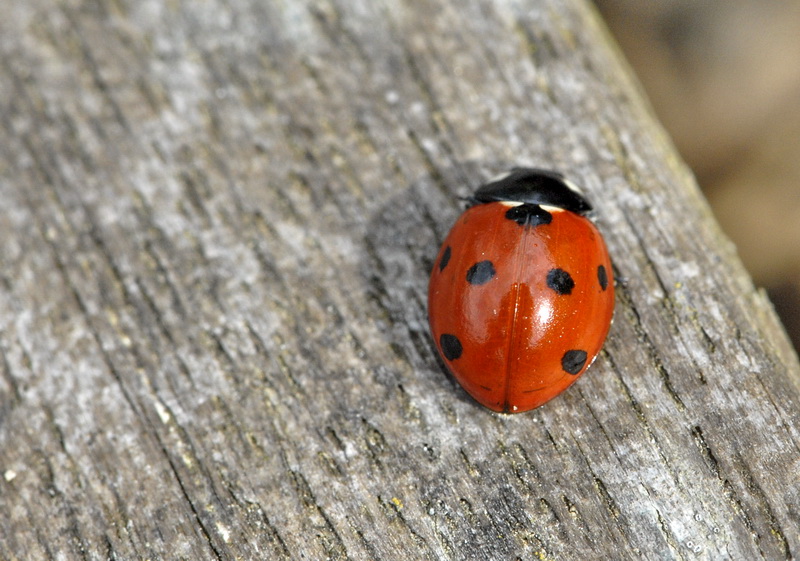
[593, 0, 800, 351]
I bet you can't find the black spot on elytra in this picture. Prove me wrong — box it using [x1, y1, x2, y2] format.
[504, 204, 553, 227]
[466, 260, 496, 285]
[562, 349, 587, 375]
[546, 268, 574, 295]
[439, 246, 452, 272]
[597, 264, 608, 291]
[440, 334, 463, 361]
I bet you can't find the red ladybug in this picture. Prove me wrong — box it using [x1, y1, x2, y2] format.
[428, 168, 614, 413]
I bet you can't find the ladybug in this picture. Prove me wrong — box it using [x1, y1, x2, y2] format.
[428, 168, 614, 413]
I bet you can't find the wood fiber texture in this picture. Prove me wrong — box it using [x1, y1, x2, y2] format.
[1, 1, 799, 559]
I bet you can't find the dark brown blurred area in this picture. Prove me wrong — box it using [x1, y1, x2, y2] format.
[594, 0, 800, 351]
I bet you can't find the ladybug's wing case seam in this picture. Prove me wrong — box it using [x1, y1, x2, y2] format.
[500, 204, 532, 411]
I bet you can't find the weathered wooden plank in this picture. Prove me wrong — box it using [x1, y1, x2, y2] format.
[1, 0, 799, 559]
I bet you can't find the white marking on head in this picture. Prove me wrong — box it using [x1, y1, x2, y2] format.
[561, 177, 585, 197]
[488, 170, 515, 184]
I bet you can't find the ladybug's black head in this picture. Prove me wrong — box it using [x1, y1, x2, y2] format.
[474, 168, 592, 214]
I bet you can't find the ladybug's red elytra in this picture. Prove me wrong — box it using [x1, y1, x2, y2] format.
[428, 168, 614, 413]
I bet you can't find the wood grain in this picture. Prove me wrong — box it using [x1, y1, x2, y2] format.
[1, 1, 799, 559]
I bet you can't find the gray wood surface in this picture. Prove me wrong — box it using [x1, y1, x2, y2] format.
[2, 1, 799, 559]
